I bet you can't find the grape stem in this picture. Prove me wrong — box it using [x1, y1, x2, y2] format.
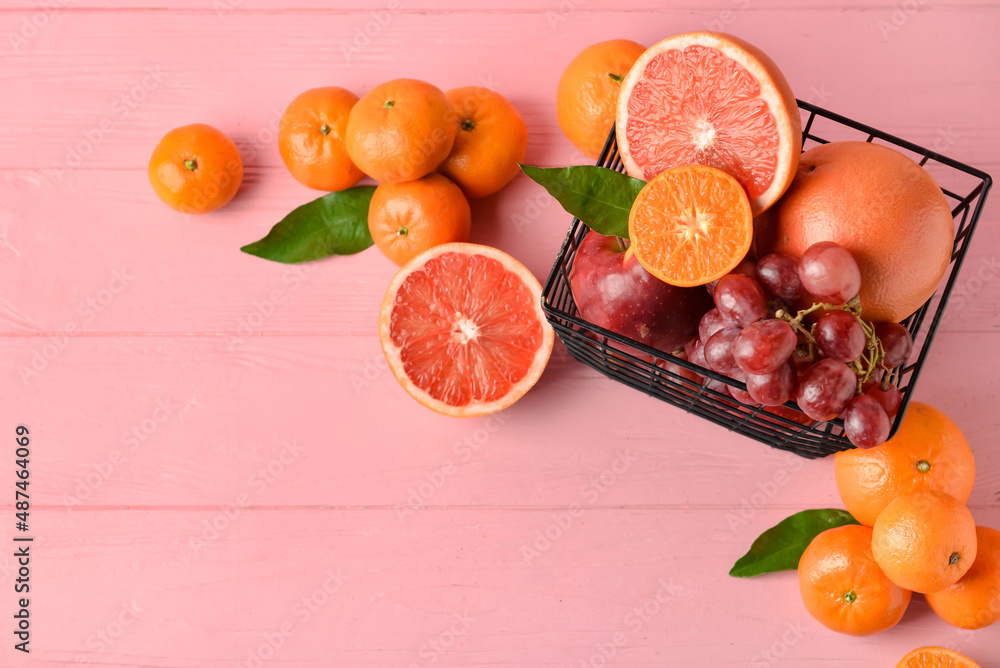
[880, 369, 898, 391]
[774, 295, 886, 394]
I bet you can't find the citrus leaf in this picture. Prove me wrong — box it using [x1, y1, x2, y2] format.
[241, 186, 376, 263]
[729, 509, 860, 577]
[518, 164, 645, 238]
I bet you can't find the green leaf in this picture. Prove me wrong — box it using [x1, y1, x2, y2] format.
[729, 509, 860, 577]
[241, 186, 377, 263]
[518, 164, 645, 238]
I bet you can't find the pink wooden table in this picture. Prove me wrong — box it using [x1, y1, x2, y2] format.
[2, 1, 999, 666]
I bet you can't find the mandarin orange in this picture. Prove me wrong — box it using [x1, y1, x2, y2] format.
[835, 402, 975, 527]
[628, 165, 753, 287]
[438, 86, 527, 199]
[926, 526, 1000, 629]
[278, 87, 363, 191]
[148, 123, 243, 214]
[872, 490, 977, 594]
[556, 39, 645, 159]
[346, 79, 456, 184]
[798, 524, 911, 636]
[368, 173, 471, 267]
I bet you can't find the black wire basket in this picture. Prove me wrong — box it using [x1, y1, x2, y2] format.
[541, 100, 992, 459]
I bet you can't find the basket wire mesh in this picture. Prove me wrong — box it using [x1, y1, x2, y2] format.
[541, 100, 992, 459]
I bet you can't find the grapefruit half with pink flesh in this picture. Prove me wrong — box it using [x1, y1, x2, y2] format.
[615, 32, 801, 216]
[379, 243, 554, 417]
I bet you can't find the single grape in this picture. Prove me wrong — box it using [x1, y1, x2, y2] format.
[706, 259, 756, 297]
[660, 360, 702, 385]
[734, 259, 757, 277]
[705, 376, 731, 396]
[733, 318, 797, 374]
[797, 241, 862, 305]
[815, 310, 866, 362]
[727, 369, 756, 404]
[699, 308, 730, 343]
[795, 358, 857, 421]
[790, 329, 818, 368]
[713, 274, 767, 328]
[730, 387, 756, 405]
[658, 348, 703, 385]
[746, 359, 797, 406]
[842, 394, 891, 448]
[756, 253, 803, 303]
[875, 322, 914, 367]
[791, 344, 816, 371]
[866, 380, 902, 417]
[765, 404, 815, 427]
[704, 326, 741, 374]
[685, 336, 708, 375]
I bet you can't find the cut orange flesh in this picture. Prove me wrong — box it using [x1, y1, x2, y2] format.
[895, 646, 982, 668]
[628, 165, 753, 287]
[616, 32, 801, 216]
[379, 243, 554, 417]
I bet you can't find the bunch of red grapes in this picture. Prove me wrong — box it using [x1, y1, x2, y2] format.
[684, 242, 914, 449]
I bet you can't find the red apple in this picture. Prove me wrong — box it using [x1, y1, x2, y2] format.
[569, 231, 714, 354]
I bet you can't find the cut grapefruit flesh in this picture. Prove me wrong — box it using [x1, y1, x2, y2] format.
[616, 32, 801, 216]
[628, 165, 753, 287]
[379, 243, 554, 417]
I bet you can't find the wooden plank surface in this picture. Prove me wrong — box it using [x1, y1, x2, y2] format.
[14, 508, 1000, 668]
[1, 2, 998, 667]
[4, 333, 999, 510]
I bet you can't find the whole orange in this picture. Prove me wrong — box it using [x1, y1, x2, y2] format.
[798, 524, 911, 636]
[835, 402, 975, 527]
[762, 141, 954, 322]
[872, 490, 977, 594]
[346, 79, 456, 184]
[438, 86, 528, 199]
[148, 123, 243, 214]
[556, 39, 645, 159]
[926, 526, 1000, 629]
[279, 87, 364, 192]
[368, 173, 471, 267]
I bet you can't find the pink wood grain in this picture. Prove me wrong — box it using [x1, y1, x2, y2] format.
[1, 3, 998, 667]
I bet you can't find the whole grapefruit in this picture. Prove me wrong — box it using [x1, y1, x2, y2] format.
[762, 141, 954, 323]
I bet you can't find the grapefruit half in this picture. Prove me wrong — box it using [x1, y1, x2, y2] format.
[615, 32, 801, 216]
[379, 243, 554, 417]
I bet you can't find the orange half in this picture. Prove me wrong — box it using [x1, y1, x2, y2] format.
[628, 164, 752, 287]
[895, 647, 982, 668]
